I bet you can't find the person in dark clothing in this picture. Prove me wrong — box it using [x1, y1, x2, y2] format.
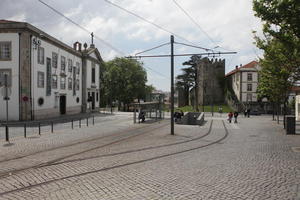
[247, 109, 250, 118]
[234, 111, 239, 123]
[244, 109, 247, 117]
[228, 112, 233, 123]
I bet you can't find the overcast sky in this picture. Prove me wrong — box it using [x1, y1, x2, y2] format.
[0, 0, 263, 91]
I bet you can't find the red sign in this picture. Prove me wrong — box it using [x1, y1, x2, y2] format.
[23, 96, 29, 102]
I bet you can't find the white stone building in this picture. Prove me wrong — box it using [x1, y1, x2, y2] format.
[0, 20, 102, 121]
[225, 61, 261, 110]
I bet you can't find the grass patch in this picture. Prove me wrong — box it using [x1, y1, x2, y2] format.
[173, 104, 233, 113]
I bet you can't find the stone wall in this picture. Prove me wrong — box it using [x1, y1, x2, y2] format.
[197, 58, 225, 106]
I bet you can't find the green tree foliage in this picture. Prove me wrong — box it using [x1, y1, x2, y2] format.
[253, 0, 299, 121]
[100, 57, 151, 110]
[179, 55, 201, 111]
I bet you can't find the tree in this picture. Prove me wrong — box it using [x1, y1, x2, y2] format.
[182, 55, 201, 111]
[102, 57, 148, 111]
[253, 0, 300, 123]
[253, 0, 300, 79]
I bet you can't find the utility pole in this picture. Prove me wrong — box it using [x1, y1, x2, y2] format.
[170, 35, 174, 135]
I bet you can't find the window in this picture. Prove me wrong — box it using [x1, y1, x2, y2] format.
[52, 75, 58, 89]
[76, 62, 80, 74]
[0, 69, 12, 87]
[247, 93, 252, 102]
[92, 62, 96, 83]
[37, 71, 45, 88]
[61, 56, 66, 72]
[68, 59, 73, 72]
[60, 77, 66, 89]
[0, 42, 11, 60]
[247, 84, 252, 91]
[247, 73, 253, 81]
[52, 52, 58, 68]
[68, 78, 72, 90]
[76, 79, 79, 90]
[38, 47, 44, 64]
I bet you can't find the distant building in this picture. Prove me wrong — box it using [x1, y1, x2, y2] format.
[197, 58, 225, 106]
[0, 20, 102, 121]
[225, 61, 260, 108]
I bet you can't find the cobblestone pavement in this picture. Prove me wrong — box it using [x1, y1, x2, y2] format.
[0, 113, 299, 199]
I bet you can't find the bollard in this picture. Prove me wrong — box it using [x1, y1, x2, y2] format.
[51, 122, 54, 133]
[93, 115, 94, 125]
[24, 123, 27, 138]
[38, 123, 41, 135]
[5, 125, 9, 142]
[87, 117, 89, 127]
[72, 119, 74, 129]
[79, 118, 81, 128]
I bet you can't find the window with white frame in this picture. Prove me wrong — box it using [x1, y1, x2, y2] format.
[76, 79, 79, 90]
[52, 75, 58, 89]
[61, 56, 66, 72]
[247, 93, 252, 102]
[68, 78, 72, 90]
[0, 69, 12, 87]
[38, 46, 44, 64]
[247, 83, 252, 91]
[92, 62, 96, 84]
[76, 62, 80, 75]
[37, 71, 45, 88]
[68, 59, 73, 72]
[52, 52, 58, 68]
[60, 77, 66, 89]
[0, 42, 11, 60]
[247, 73, 253, 81]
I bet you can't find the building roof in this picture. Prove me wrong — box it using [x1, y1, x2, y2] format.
[0, 19, 20, 24]
[225, 61, 259, 77]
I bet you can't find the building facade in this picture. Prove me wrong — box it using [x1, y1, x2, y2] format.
[0, 20, 102, 121]
[197, 57, 225, 106]
[225, 61, 261, 110]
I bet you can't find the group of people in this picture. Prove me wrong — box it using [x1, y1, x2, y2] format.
[228, 108, 251, 123]
[228, 111, 239, 123]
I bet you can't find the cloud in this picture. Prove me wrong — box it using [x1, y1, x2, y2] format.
[0, 0, 264, 91]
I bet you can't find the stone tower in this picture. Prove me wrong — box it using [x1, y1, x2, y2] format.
[197, 58, 225, 106]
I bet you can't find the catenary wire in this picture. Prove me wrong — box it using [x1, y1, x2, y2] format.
[38, 0, 125, 55]
[38, 0, 170, 79]
[135, 42, 170, 56]
[103, 0, 212, 51]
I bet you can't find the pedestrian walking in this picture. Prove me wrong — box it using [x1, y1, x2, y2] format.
[228, 112, 233, 123]
[244, 109, 247, 117]
[234, 111, 239, 123]
[247, 108, 251, 118]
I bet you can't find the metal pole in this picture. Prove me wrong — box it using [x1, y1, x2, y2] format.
[92, 115, 94, 125]
[79, 118, 81, 128]
[51, 122, 53, 133]
[170, 35, 174, 135]
[38, 123, 41, 135]
[24, 123, 27, 138]
[4, 74, 9, 142]
[72, 119, 74, 129]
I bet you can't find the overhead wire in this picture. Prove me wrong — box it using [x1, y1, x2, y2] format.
[172, 0, 234, 52]
[38, 0, 125, 55]
[103, 0, 212, 51]
[38, 0, 170, 79]
[135, 42, 170, 56]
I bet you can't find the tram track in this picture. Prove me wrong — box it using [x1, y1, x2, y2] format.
[0, 120, 229, 197]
